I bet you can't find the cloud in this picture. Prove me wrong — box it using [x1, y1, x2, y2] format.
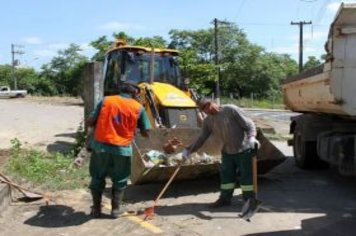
[271, 43, 317, 55]
[32, 43, 69, 58]
[99, 21, 144, 31]
[307, 30, 328, 40]
[33, 49, 57, 57]
[23, 37, 43, 45]
[47, 43, 70, 50]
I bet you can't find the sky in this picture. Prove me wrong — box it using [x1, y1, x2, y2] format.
[1, 0, 355, 70]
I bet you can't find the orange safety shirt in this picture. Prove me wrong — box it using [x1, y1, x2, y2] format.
[95, 95, 142, 146]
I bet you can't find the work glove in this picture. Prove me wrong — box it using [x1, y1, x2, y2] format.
[73, 157, 85, 168]
[182, 148, 191, 161]
[247, 136, 261, 150]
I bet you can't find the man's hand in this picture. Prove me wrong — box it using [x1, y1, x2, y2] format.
[73, 157, 85, 168]
[248, 136, 261, 150]
[182, 148, 191, 161]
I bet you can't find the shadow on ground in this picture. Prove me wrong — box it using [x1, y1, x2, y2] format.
[245, 215, 356, 236]
[115, 174, 221, 203]
[55, 132, 77, 138]
[24, 205, 91, 227]
[47, 141, 74, 153]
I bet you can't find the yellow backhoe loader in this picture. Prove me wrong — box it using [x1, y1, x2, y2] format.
[102, 40, 285, 184]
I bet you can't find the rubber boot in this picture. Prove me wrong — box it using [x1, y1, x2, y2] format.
[209, 195, 232, 208]
[111, 189, 124, 218]
[91, 191, 102, 218]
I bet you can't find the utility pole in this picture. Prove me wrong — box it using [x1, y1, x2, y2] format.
[291, 21, 312, 72]
[11, 44, 24, 90]
[212, 18, 229, 105]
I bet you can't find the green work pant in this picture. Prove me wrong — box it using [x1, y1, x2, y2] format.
[220, 149, 255, 200]
[89, 151, 131, 194]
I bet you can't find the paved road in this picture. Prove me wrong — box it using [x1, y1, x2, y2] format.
[245, 109, 299, 122]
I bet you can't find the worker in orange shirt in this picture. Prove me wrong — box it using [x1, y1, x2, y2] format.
[75, 83, 151, 218]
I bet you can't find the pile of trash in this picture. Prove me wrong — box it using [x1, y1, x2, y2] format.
[142, 150, 218, 167]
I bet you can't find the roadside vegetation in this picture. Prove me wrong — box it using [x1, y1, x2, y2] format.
[4, 124, 89, 191]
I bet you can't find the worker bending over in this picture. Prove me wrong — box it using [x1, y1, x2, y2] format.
[183, 98, 260, 208]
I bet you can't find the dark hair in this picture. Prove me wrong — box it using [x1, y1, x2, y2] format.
[119, 83, 140, 95]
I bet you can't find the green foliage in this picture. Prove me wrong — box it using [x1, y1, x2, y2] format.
[39, 43, 89, 96]
[6, 139, 89, 191]
[90, 32, 168, 62]
[72, 121, 86, 156]
[134, 36, 167, 48]
[169, 23, 298, 99]
[90, 36, 112, 62]
[0, 65, 40, 91]
[221, 96, 284, 109]
[303, 56, 322, 70]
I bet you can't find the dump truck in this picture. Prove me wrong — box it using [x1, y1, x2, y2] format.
[282, 3, 356, 176]
[99, 40, 285, 184]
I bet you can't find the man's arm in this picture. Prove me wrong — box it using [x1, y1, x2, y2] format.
[86, 100, 103, 127]
[137, 107, 152, 137]
[186, 119, 212, 153]
[231, 105, 256, 138]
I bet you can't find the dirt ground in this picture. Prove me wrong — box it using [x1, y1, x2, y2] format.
[0, 96, 83, 152]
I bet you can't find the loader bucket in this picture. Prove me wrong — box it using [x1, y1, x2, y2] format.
[131, 127, 286, 184]
[256, 128, 286, 174]
[131, 127, 222, 184]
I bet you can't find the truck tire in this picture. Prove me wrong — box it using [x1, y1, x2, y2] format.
[293, 124, 316, 168]
[293, 124, 328, 169]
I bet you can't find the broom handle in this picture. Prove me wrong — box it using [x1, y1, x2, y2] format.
[0, 172, 35, 193]
[153, 165, 181, 206]
[252, 155, 258, 194]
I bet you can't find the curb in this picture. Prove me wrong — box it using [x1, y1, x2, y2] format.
[0, 183, 10, 216]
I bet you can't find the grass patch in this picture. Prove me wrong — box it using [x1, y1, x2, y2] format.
[5, 138, 90, 191]
[221, 97, 285, 109]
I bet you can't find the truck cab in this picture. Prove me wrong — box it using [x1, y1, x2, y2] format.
[0, 86, 27, 98]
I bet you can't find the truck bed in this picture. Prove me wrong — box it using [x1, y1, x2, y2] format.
[282, 3, 356, 117]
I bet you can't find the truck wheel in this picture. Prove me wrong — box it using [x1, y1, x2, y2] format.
[293, 125, 309, 168]
[293, 125, 328, 169]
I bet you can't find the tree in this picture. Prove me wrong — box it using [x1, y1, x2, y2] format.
[303, 56, 322, 70]
[90, 32, 167, 62]
[40, 43, 88, 96]
[90, 36, 112, 62]
[169, 23, 298, 99]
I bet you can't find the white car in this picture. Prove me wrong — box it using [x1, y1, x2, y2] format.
[0, 86, 27, 98]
